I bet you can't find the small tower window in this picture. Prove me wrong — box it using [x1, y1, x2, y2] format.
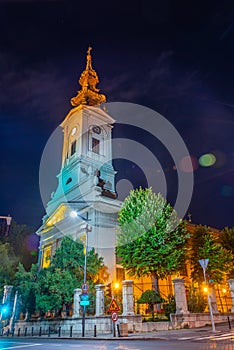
[71, 140, 76, 156]
[92, 138, 100, 154]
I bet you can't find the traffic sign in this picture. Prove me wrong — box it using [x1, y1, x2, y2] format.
[108, 299, 120, 313]
[80, 293, 89, 306]
[199, 259, 209, 270]
[111, 312, 118, 322]
[82, 283, 89, 292]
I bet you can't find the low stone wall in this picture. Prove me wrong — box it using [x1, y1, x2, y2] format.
[142, 321, 169, 332]
[170, 312, 234, 329]
[14, 315, 142, 335]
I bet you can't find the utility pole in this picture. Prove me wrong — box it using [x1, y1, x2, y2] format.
[199, 259, 216, 332]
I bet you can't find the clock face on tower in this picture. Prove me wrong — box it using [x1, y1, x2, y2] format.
[71, 127, 77, 136]
[92, 126, 101, 134]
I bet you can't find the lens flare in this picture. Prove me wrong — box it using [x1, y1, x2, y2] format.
[199, 153, 216, 167]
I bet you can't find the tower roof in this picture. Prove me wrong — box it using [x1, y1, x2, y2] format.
[70, 47, 106, 107]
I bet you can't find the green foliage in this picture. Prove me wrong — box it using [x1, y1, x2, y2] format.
[163, 294, 176, 320]
[0, 220, 38, 270]
[219, 227, 234, 254]
[219, 227, 234, 278]
[0, 242, 18, 293]
[36, 268, 77, 313]
[15, 263, 38, 315]
[117, 188, 190, 282]
[189, 225, 233, 283]
[187, 284, 207, 313]
[36, 236, 105, 314]
[138, 289, 165, 320]
[138, 289, 165, 305]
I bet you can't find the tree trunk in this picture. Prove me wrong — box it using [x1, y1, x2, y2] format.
[151, 275, 160, 292]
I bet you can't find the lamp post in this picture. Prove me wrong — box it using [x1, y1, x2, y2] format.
[199, 259, 216, 332]
[70, 210, 92, 337]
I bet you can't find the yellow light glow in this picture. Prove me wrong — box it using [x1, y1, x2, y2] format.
[114, 282, 120, 289]
[222, 288, 227, 294]
[203, 287, 208, 293]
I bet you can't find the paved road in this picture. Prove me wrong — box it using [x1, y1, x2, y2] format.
[0, 337, 233, 350]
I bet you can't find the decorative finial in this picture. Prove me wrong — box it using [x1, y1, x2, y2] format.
[70, 46, 106, 107]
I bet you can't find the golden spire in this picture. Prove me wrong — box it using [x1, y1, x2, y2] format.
[70, 46, 106, 107]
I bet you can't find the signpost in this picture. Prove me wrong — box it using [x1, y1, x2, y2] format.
[199, 258, 216, 332]
[108, 299, 120, 313]
[108, 299, 120, 337]
[111, 312, 118, 322]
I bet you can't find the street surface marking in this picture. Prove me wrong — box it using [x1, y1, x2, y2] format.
[0, 344, 42, 349]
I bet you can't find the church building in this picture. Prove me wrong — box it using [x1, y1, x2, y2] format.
[36, 47, 123, 281]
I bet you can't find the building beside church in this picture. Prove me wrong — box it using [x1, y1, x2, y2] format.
[36, 47, 123, 281]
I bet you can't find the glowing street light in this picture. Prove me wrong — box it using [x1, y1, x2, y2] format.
[70, 209, 92, 337]
[199, 259, 216, 332]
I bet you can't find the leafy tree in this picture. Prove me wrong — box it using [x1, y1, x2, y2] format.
[0, 220, 38, 270]
[138, 289, 165, 320]
[14, 263, 38, 317]
[0, 242, 18, 293]
[36, 268, 77, 314]
[219, 226, 234, 278]
[163, 294, 176, 320]
[35, 236, 106, 314]
[187, 284, 207, 313]
[117, 188, 190, 290]
[189, 225, 233, 283]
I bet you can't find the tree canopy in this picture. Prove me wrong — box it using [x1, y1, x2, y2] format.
[116, 188, 190, 285]
[189, 225, 233, 283]
[15, 236, 107, 315]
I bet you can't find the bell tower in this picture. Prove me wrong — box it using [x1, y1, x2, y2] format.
[37, 48, 122, 281]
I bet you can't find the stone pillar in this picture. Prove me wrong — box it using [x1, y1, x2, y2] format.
[209, 287, 219, 313]
[72, 288, 82, 318]
[173, 278, 189, 314]
[2, 285, 13, 304]
[95, 284, 105, 316]
[228, 279, 234, 312]
[122, 280, 135, 316]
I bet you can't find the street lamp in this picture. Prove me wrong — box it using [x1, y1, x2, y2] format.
[199, 259, 216, 332]
[69, 210, 92, 337]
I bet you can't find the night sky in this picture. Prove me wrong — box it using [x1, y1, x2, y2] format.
[0, 0, 234, 230]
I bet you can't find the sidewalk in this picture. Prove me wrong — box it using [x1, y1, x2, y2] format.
[10, 322, 234, 341]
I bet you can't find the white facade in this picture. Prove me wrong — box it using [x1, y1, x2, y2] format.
[37, 104, 122, 280]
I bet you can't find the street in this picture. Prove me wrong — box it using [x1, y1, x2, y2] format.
[0, 338, 233, 350]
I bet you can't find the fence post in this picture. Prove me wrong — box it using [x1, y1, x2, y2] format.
[39, 327, 42, 336]
[58, 326, 61, 337]
[94, 325, 96, 337]
[48, 326, 51, 337]
[117, 324, 120, 337]
[11, 328, 15, 337]
[17, 328, 20, 337]
[24, 327, 27, 337]
[31, 327, 34, 337]
[7, 328, 10, 337]
[228, 316, 232, 330]
[70, 325, 73, 338]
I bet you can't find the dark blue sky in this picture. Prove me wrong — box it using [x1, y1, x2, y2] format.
[0, 0, 234, 229]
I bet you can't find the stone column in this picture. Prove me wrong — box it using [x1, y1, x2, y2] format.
[95, 284, 105, 316]
[2, 285, 13, 304]
[209, 286, 219, 313]
[228, 279, 234, 312]
[173, 278, 189, 314]
[122, 280, 135, 316]
[72, 288, 82, 318]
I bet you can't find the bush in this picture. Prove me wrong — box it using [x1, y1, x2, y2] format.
[187, 285, 207, 313]
[163, 294, 176, 320]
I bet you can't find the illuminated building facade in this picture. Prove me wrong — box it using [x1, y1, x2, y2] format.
[37, 47, 122, 280]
